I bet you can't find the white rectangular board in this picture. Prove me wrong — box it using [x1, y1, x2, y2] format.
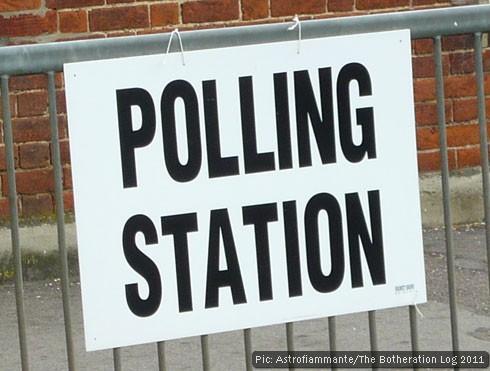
[64, 29, 426, 351]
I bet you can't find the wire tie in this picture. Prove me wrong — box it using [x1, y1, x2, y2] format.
[287, 14, 302, 54]
[164, 28, 186, 66]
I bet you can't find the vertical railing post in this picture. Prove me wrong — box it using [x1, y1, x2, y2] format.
[409, 305, 419, 352]
[157, 341, 166, 371]
[1, 74, 30, 371]
[286, 322, 295, 371]
[244, 328, 252, 371]
[434, 35, 460, 352]
[47, 71, 76, 370]
[473, 32, 490, 292]
[201, 334, 210, 370]
[368, 311, 378, 370]
[328, 317, 337, 370]
[113, 348, 122, 371]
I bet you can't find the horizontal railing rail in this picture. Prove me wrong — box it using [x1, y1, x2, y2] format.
[0, 4, 490, 76]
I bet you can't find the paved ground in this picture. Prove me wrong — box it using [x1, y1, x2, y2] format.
[0, 225, 489, 370]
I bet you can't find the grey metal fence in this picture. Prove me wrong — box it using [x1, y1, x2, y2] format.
[1, 4, 490, 370]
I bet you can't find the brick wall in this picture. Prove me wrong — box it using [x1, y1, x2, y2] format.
[0, 0, 488, 219]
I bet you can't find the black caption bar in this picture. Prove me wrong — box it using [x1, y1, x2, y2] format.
[252, 351, 489, 368]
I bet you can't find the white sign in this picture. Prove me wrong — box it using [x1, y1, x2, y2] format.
[64, 29, 426, 351]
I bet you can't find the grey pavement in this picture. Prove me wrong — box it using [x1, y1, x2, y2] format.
[0, 225, 489, 370]
[0, 170, 490, 370]
[0, 282, 489, 370]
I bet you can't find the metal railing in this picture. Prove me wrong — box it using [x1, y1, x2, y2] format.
[1, 4, 490, 370]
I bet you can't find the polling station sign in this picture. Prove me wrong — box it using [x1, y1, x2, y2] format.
[64, 29, 426, 351]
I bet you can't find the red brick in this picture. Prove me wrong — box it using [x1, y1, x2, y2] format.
[271, 0, 325, 16]
[328, 0, 354, 11]
[453, 97, 477, 122]
[0, 11, 57, 38]
[442, 34, 473, 51]
[9, 74, 62, 92]
[12, 117, 51, 142]
[63, 190, 74, 212]
[485, 74, 490, 95]
[444, 75, 477, 98]
[417, 149, 456, 172]
[417, 151, 440, 172]
[60, 10, 88, 33]
[57, 115, 68, 139]
[63, 166, 72, 189]
[183, 0, 239, 23]
[59, 139, 70, 165]
[46, 0, 104, 9]
[0, 144, 19, 171]
[108, 0, 135, 3]
[356, 0, 408, 10]
[0, 145, 5, 171]
[14, 169, 54, 195]
[457, 146, 485, 168]
[242, 0, 269, 20]
[415, 101, 452, 126]
[21, 194, 53, 217]
[89, 6, 149, 32]
[413, 78, 436, 102]
[483, 50, 490, 72]
[446, 124, 481, 147]
[412, 55, 435, 78]
[412, 54, 449, 78]
[17, 91, 48, 117]
[19, 142, 50, 169]
[150, 3, 180, 27]
[449, 51, 475, 75]
[0, 95, 16, 118]
[10, 75, 46, 91]
[412, 39, 433, 55]
[0, 0, 42, 13]
[416, 126, 439, 150]
[55, 72, 64, 88]
[56, 90, 67, 115]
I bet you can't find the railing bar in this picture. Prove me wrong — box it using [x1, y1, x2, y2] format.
[113, 348, 122, 371]
[368, 311, 378, 351]
[286, 322, 294, 353]
[473, 32, 490, 292]
[409, 305, 419, 352]
[244, 328, 252, 371]
[201, 334, 210, 371]
[1, 74, 29, 371]
[328, 317, 337, 370]
[2, 5, 490, 75]
[434, 35, 460, 352]
[47, 71, 76, 371]
[157, 341, 166, 371]
[328, 317, 336, 352]
[368, 311, 378, 370]
[285, 322, 295, 371]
